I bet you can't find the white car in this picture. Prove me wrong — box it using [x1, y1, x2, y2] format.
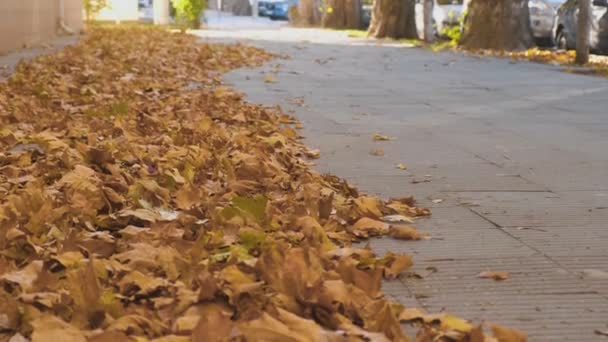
[529, 0, 558, 45]
[415, 0, 465, 39]
[461, 0, 557, 45]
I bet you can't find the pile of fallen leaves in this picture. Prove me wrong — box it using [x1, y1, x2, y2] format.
[471, 47, 608, 77]
[0, 26, 525, 341]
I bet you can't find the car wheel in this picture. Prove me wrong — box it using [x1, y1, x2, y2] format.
[556, 30, 568, 51]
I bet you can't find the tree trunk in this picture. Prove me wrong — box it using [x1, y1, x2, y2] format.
[293, 0, 323, 26]
[223, 0, 252, 16]
[423, 0, 434, 42]
[367, 0, 417, 39]
[153, 0, 171, 25]
[461, 0, 533, 50]
[576, 0, 591, 64]
[322, 0, 362, 29]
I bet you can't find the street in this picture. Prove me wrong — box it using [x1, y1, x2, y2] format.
[191, 29, 608, 341]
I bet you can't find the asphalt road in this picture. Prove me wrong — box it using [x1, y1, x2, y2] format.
[208, 29, 608, 341]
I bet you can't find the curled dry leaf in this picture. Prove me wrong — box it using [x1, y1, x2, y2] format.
[479, 271, 510, 281]
[396, 163, 408, 170]
[383, 253, 413, 279]
[489, 324, 528, 342]
[389, 225, 422, 240]
[264, 74, 277, 83]
[350, 217, 389, 238]
[382, 214, 414, 224]
[370, 149, 385, 156]
[373, 133, 392, 141]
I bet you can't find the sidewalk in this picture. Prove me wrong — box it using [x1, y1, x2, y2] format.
[0, 35, 78, 81]
[220, 31, 608, 341]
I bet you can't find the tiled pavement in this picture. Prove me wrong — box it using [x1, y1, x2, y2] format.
[218, 30, 608, 341]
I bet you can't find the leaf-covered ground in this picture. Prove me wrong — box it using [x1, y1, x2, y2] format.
[0, 27, 525, 341]
[469, 48, 608, 77]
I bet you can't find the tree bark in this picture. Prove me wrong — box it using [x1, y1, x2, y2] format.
[461, 0, 534, 50]
[576, 0, 591, 64]
[322, 0, 362, 29]
[423, 0, 434, 42]
[293, 0, 322, 26]
[367, 0, 417, 39]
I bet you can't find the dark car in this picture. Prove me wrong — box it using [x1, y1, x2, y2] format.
[554, 0, 608, 53]
[258, 1, 275, 17]
[258, 0, 297, 20]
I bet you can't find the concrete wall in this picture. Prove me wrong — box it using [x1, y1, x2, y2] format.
[0, 0, 83, 55]
[96, 0, 140, 21]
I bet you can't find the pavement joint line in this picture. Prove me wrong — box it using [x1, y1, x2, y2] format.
[468, 207, 564, 262]
[466, 205, 608, 302]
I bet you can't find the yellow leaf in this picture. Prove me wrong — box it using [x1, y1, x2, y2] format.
[264, 74, 276, 83]
[441, 314, 473, 333]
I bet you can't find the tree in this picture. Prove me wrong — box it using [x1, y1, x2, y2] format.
[576, 0, 591, 64]
[83, 0, 109, 22]
[292, 0, 323, 26]
[367, 0, 417, 39]
[171, 0, 206, 29]
[461, 0, 534, 50]
[322, 0, 362, 29]
[423, 0, 434, 42]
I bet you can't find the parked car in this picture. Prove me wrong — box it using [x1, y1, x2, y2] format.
[462, 0, 558, 45]
[415, 0, 465, 38]
[258, 0, 296, 20]
[530, 0, 558, 45]
[361, 2, 373, 28]
[258, 0, 276, 17]
[554, 0, 608, 53]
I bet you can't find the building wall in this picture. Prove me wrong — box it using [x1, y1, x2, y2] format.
[0, 0, 83, 55]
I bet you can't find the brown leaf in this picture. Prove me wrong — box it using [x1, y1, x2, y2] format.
[191, 304, 234, 342]
[369, 149, 385, 156]
[350, 217, 389, 238]
[264, 74, 277, 83]
[0, 260, 42, 292]
[479, 271, 510, 281]
[490, 324, 528, 342]
[389, 225, 422, 240]
[383, 253, 413, 279]
[118, 271, 168, 297]
[373, 133, 392, 141]
[353, 196, 383, 218]
[31, 315, 87, 342]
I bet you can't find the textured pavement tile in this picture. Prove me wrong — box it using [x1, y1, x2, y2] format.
[223, 36, 608, 341]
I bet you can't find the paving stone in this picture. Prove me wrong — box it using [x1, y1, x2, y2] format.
[221, 33, 608, 341]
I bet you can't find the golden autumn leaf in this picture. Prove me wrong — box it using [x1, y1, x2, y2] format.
[490, 324, 528, 342]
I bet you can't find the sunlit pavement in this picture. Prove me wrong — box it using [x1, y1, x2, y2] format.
[212, 28, 608, 341]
